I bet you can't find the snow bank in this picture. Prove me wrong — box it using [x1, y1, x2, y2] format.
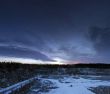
[0, 77, 37, 94]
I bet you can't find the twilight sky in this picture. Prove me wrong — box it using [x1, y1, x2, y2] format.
[0, 0, 110, 64]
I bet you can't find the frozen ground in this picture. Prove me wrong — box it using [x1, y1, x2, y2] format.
[29, 75, 110, 94]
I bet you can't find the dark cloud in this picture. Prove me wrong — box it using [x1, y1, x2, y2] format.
[85, 26, 110, 63]
[0, 0, 110, 63]
[88, 26, 110, 52]
[0, 45, 52, 61]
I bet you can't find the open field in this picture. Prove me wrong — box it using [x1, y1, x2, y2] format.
[0, 62, 110, 94]
[28, 75, 110, 94]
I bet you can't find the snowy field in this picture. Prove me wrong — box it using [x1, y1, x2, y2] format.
[29, 75, 110, 94]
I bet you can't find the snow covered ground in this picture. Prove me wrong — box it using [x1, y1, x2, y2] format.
[0, 77, 37, 94]
[31, 75, 110, 94]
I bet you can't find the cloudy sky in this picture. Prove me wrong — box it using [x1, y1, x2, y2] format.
[0, 0, 110, 64]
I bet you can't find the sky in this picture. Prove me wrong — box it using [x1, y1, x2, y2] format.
[0, 0, 110, 64]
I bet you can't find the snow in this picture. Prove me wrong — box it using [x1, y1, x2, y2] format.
[0, 77, 37, 94]
[38, 76, 110, 94]
[1, 75, 110, 94]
